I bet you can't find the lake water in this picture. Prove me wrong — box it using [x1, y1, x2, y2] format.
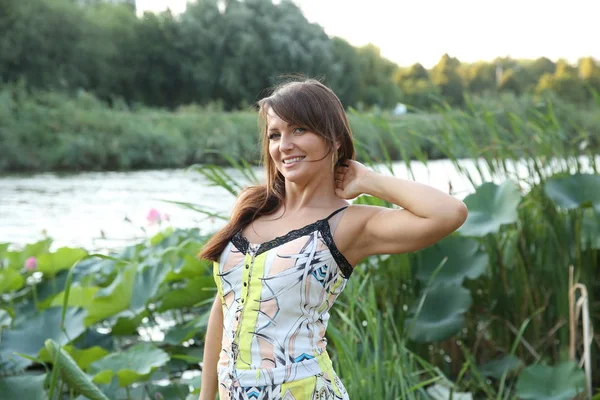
[2, 156, 589, 251]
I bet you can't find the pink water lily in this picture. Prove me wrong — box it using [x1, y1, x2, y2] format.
[146, 208, 162, 225]
[24, 256, 37, 271]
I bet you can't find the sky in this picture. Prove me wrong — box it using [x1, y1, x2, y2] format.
[136, 0, 599, 68]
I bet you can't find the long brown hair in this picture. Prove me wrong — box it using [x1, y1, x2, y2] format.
[198, 77, 355, 261]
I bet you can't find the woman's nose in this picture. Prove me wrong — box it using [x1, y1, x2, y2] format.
[279, 133, 294, 151]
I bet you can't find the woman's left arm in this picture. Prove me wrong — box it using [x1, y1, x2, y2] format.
[335, 161, 468, 261]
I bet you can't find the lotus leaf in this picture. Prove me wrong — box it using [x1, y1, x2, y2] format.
[51, 285, 100, 309]
[0, 268, 24, 294]
[85, 264, 136, 326]
[0, 307, 87, 371]
[158, 276, 215, 311]
[515, 361, 586, 400]
[164, 253, 208, 280]
[89, 342, 170, 387]
[37, 247, 88, 276]
[129, 256, 171, 314]
[478, 354, 523, 379]
[544, 173, 600, 212]
[38, 342, 107, 366]
[111, 312, 147, 335]
[404, 283, 472, 342]
[0, 242, 9, 255]
[459, 181, 521, 236]
[36, 269, 70, 308]
[414, 235, 488, 288]
[147, 383, 190, 400]
[163, 312, 209, 345]
[427, 383, 473, 400]
[0, 374, 46, 400]
[581, 208, 600, 249]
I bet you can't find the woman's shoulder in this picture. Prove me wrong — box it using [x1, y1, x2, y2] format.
[332, 204, 393, 265]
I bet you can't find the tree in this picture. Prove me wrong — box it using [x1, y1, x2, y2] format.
[465, 62, 497, 94]
[430, 54, 464, 106]
[497, 69, 521, 94]
[354, 44, 401, 108]
[328, 38, 362, 108]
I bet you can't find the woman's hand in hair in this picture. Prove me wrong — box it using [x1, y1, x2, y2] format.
[334, 160, 372, 200]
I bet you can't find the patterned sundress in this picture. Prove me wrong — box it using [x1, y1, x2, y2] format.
[213, 206, 353, 399]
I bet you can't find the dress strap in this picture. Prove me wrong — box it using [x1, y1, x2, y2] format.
[324, 205, 349, 221]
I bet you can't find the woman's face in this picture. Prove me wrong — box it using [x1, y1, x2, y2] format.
[265, 108, 332, 184]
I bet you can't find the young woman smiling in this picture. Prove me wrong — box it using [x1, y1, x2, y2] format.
[198, 78, 468, 400]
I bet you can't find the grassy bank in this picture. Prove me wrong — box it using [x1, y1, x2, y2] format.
[1, 85, 599, 172]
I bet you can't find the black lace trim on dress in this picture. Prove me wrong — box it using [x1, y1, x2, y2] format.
[231, 231, 249, 254]
[320, 221, 353, 279]
[231, 206, 353, 278]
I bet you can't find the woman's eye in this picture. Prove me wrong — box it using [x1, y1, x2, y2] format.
[268, 133, 280, 140]
[294, 128, 306, 134]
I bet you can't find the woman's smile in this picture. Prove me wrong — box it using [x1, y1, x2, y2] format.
[282, 156, 306, 167]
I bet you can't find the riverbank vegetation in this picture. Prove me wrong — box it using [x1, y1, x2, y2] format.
[1, 84, 599, 173]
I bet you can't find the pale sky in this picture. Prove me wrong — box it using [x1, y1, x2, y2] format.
[136, 0, 599, 68]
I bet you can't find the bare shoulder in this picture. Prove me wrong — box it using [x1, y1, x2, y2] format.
[333, 204, 389, 266]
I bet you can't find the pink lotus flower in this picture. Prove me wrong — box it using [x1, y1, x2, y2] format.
[24, 256, 37, 271]
[146, 208, 162, 225]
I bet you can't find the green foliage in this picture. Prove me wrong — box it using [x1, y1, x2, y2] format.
[89, 343, 170, 387]
[515, 362, 586, 400]
[404, 283, 473, 343]
[458, 181, 521, 237]
[44, 339, 110, 400]
[0, 374, 46, 400]
[2, 0, 597, 113]
[2, 85, 600, 173]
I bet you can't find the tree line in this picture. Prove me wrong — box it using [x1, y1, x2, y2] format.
[1, 0, 599, 110]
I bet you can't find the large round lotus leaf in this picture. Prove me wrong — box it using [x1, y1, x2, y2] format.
[37, 247, 88, 276]
[0, 374, 46, 400]
[515, 362, 586, 400]
[404, 283, 472, 342]
[459, 181, 521, 237]
[414, 235, 488, 288]
[89, 342, 170, 387]
[0, 307, 87, 371]
[544, 173, 600, 212]
[478, 354, 523, 379]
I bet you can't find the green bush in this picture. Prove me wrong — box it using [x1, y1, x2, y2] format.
[1, 85, 599, 172]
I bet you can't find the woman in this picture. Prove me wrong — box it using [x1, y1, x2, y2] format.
[198, 78, 468, 400]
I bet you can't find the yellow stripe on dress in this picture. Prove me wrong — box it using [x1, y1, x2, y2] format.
[236, 251, 267, 369]
[213, 260, 224, 299]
